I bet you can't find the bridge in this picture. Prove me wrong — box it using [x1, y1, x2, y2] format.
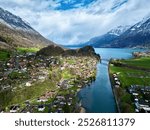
[101, 58, 110, 62]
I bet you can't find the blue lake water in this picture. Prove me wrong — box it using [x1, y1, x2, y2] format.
[77, 48, 146, 113]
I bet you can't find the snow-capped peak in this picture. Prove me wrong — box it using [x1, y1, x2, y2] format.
[130, 14, 150, 31]
[125, 15, 150, 35]
[0, 7, 36, 33]
[108, 25, 130, 36]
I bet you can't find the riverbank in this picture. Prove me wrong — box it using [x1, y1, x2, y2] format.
[108, 62, 121, 113]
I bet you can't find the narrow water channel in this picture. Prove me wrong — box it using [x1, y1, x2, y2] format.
[78, 48, 146, 113]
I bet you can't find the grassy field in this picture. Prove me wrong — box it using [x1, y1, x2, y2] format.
[110, 65, 150, 87]
[121, 57, 150, 69]
[17, 47, 40, 53]
[0, 47, 39, 61]
[109, 57, 150, 112]
[0, 50, 10, 61]
[0, 80, 58, 108]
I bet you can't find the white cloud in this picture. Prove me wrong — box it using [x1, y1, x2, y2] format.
[62, 0, 76, 4]
[0, 0, 150, 45]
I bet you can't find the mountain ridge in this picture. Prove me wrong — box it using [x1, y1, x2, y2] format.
[79, 17, 150, 48]
[76, 25, 130, 48]
[109, 17, 150, 48]
[0, 7, 55, 50]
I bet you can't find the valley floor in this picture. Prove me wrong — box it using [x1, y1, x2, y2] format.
[0, 49, 98, 113]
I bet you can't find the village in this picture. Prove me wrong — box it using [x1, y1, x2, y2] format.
[128, 85, 150, 113]
[111, 72, 150, 113]
[0, 52, 98, 113]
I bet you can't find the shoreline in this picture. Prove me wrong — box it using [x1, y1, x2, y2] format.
[78, 100, 86, 113]
[108, 61, 121, 113]
[75, 76, 96, 113]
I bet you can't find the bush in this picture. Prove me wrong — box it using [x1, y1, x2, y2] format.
[8, 71, 28, 80]
[0, 50, 10, 61]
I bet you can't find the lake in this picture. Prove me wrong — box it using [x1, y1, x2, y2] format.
[77, 48, 146, 113]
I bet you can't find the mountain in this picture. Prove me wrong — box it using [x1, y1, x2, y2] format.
[81, 25, 130, 48]
[109, 17, 150, 48]
[82, 16, 150, 48]
[0, 7, 55, 50]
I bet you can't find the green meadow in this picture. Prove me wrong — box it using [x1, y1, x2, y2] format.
[0, 50, 10, 61]
[110, 57, 150, 88]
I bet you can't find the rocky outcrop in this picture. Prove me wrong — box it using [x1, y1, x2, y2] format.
[36, 45, 100, 60]
[36, 45, 65, 56]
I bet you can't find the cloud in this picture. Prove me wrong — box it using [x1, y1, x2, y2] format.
[0, 0, 150, 45]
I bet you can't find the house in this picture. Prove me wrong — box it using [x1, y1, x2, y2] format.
[135, 109, 139, 113]
[132, 92, 139, 96]
[25, 82, 32, 87]
[134, 98, 139, 102]
[39, 96, 48, 102]
[135, 99, 150, 112]
[115, 81, 120, 85]
[144, 86, 150, 92]
[2, 84, 12, 90]
[114, 78, 118, 81]
[68, 102, 72, 106]
[56, 95, 65, 100]
[37, 98, 41, 103]
[113, 73, 117, 77]
[57, 108, 63, 113]
[138, 99, 150, 108]
[128, 85, 140, 94]
[60, 102, 66, 105]
[10, 105, 20, 113]
[143, 107, 150, 112]
[38, 105, 45, 112]
[53, 105, 57, 108]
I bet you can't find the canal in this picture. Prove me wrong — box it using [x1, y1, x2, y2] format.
[78, 48, 146, 113]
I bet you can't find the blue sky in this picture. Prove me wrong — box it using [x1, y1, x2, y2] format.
[0, 0, 150, 45]
[56, 0, 96, 10]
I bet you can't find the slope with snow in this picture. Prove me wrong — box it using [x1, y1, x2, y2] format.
[0, 7, 37, 33]
[110, 17, 150, 48]
[0, 7, 55, 50]
[82, 25, 130, 48]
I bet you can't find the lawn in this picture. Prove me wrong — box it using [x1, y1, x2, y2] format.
[110, 56, 150, 88]
[120, 57, 150, 69]
[110, 64, 150, 88]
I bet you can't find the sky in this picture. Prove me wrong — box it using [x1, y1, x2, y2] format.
[0, 0, 150, 45]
